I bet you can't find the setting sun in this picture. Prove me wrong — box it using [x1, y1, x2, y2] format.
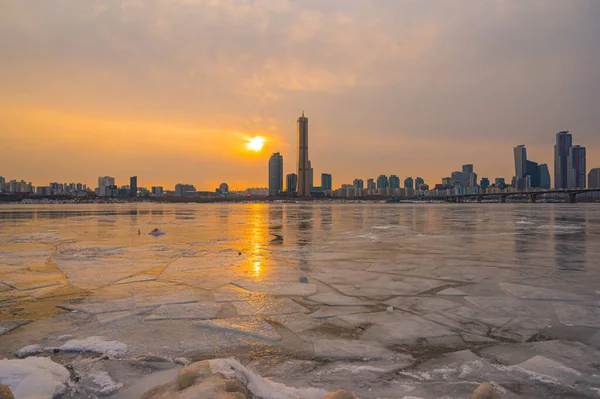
[247, 136, 265, 152]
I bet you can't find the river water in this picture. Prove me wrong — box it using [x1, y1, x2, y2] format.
[1, 203, 599, 398]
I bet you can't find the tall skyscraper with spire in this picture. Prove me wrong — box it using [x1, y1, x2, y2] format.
[296, 111, 311, 197]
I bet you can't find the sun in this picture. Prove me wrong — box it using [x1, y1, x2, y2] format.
[246, 136, 265, 152]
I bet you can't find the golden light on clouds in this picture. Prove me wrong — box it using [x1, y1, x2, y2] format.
[246, 136, 266, 152]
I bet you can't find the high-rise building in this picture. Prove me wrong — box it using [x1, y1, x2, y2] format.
[286, 173, 297, 193]
[514, 145, 527, 179]
[588, 168, 600, 189]
[404, 177, 414, 189]
[353, 179, 364, 190]
[130, 176, 137, 197]
[97, 176, 115, 196]
[568, 145, 586, 189]
[539, 164, 551, 189]
[451, 171, 463, 187]
[376, 175, 389, 190]
[389, 175, 400, 189]
[526, 161, 540, 188]
[367, 178, 376, 191]
[175, 184, 196, 197]
[462, 164, 473, 187]
[296, 112, 310, 197]
[268, 152, 284, 196]
[415, 177, 425, 189]
[151, 186, 164, 195]
[321, 173, 332, 191]
[308, 160, 314, 189]
[480, 178, 490, 190]
[554, 131, 573, 189]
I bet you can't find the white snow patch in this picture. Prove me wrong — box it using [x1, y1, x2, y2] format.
[16, 344, 41, 358]
[51, 336, 127, 357]
[0, 356, 70, 399]
[209, 358, 328, 399]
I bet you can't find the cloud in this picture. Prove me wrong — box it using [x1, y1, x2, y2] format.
[0, 0, 599, 188]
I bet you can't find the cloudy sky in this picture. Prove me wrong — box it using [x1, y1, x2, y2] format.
[1, 0, 599, 190]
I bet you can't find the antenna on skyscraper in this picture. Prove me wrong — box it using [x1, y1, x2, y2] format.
[302, 110, 304, 117]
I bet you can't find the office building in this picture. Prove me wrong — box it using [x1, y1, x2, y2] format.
[321, 173, 332, 191]
[539, 164, 551, 189]
[480, 178, 490, 190]
[451, 171, 463, 187]
[175, 184, 196, 197]
[296, 112, 310, 197]
[353, 178, 364, 190]
[308, 160, 314, 189]
[97, 176, 115, 197]
[554, 131, 573, 189]
[589, 168, 600, 189]
[568, 145, 586, 189]
[268, 152, 284, 196]
[389, 175, 400, 189]
[367, 178, 376, 191]
[151, 186, 163, 195]
[415, 177, 425, 189]
[404, 177, 414, 189]
[514, 145, 527, 179]
[462, 164, 473, 187]
[286, 173, 297, 193]
[377, 175, 389, 190]
[130, 176, 137, 197]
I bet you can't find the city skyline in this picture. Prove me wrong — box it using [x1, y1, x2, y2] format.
[1, 2, 599, 189]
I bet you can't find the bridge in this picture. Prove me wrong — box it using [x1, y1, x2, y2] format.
[415, 188, 600, 203]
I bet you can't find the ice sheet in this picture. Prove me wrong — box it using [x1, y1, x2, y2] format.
[436, 287, 468, 296]
[213, 285, 259, 302]
[194, 317, 282, 341]
[553, 303, 600, 327]
[233, 297, 309, 316]
[209, 358, 328, 399]
[145, 302, 221, 321]
[0, 320, 30, 336]
[500, 282, 582, 301]
[384, 296, 460, 315]
[305, 292, 376, 306]
[268, 313, 324, 333]
[52, 336, 128, 357]
[0, 357, 70, 399]
[310, 306, 374, 319]
[233, 281, 317, 296]
[312, 339, 398, 360]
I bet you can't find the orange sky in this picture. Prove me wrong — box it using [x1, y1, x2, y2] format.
[1, 1, 599, 190]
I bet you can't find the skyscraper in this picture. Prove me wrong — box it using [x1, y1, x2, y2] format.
[568, 145, 586, 189]
[589, 168, 600, 189]
[539, 164, 551, 189]
[480, 178, 490, 190]
[286, 173, 297, 193]
[308, 160, 314, 189]
[404, 177, 414, 189]
[130, 176, 137, 197]
[462, 164, 474, 187]
[367, 178, 376, 191]
[514, 145, 527, 179]
[296, 112, 310, 197]
[321, 173, 332, 191]
[353, 179, 364, 190]
[97, 176, 115, 196]
[389, 175, 400, 189]
[415, 177, 425, 189]
[376, 175, 389, 190]
[268, 152, 284, 196]
[554, 131, 572, 189]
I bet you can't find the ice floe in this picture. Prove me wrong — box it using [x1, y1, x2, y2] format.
[213, 285, 259, 302]
[51, 336, 127, 357]
[310, 306, 374, 319]
[233, 281, 317, 296]
[553, 303, 600, 327]
[209, 358, 328, 399]
[0, 320, 30, 336]
[436, 287, 468, 296]
[145, 303, 221, 321]
[385, 296, 460, 315]
[0, 357, 70, 399]
[16, 344, 42, 358]
[312, 339, 398, 360]
[500, 282, 582, 301]
[305, 292, 376, 306]
[233, 297, 309, 316]
[194, 317, 282, 341]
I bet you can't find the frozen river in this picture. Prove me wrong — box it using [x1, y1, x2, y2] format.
[1, 203, 600, 398]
